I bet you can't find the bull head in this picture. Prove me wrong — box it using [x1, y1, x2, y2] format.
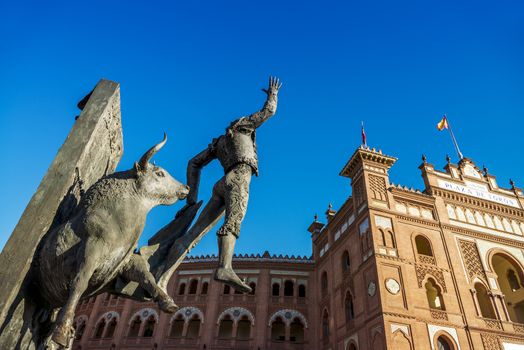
[134, 134, 189, 205]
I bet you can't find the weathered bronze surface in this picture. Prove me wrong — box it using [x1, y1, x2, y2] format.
[155, 77, 282, 293]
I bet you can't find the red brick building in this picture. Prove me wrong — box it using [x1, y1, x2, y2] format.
[73, 146, 524, 350]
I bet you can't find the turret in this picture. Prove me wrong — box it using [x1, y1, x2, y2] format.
[339, 146, 397, 211]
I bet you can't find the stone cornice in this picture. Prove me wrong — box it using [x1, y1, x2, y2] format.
[442, 224, 524, 249]
[430, 188, 524, 218]
[376, 253, 449, 273]
[394, 214, 440, 228]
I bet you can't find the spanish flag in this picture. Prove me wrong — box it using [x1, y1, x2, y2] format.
[437, 115, 448, 131]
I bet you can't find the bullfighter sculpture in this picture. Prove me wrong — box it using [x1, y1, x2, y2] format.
[157, 76, 282, 293]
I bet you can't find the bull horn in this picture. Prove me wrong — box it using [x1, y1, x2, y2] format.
[138, 133, 167, 169]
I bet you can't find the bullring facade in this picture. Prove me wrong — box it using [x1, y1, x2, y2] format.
[73, 146, 524, 350]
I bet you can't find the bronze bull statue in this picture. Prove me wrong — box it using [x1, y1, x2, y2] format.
[33, 134, 189, 349]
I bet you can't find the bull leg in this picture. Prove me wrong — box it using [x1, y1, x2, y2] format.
[51, 243, 100, 347]
[120, 254, 177, 313]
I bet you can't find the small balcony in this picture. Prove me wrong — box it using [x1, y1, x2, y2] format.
[480, 317, 503, 331]
[430, 309, 448, 321]
[418, 253, 436, 265]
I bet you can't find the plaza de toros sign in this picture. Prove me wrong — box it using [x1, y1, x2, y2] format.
[437, 179, 520, 208]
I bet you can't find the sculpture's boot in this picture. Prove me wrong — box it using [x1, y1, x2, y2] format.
[214, 235, 252, 293]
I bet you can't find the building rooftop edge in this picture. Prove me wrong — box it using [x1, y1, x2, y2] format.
[182, 251, 314, 264]
[339, 145, 397, 178]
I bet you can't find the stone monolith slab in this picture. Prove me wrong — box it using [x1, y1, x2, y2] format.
[0, 79, 123, 349]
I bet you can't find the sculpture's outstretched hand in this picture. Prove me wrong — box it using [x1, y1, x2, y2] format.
[261, 76, 282, 97]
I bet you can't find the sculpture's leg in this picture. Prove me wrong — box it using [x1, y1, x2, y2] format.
[120, 255, 177, 313]
[214, 164, 252, 293]
[51, 242, 100, 347]
[157, 185, 225, 284]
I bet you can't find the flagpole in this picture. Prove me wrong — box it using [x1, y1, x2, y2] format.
[445, 115, 464, 159]
[361, 121, 367, 147]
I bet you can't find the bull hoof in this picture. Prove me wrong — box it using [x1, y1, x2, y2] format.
[214, 267, 252, 293]
[51, 323, 73, 348]
[39, 336, 62, 350]
[158, 297, 178, 313]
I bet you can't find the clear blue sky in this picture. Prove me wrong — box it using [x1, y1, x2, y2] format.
[1, 0, 523, 257]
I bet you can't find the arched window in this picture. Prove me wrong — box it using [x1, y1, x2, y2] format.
[249, 282, 256, 295]
[348, 343, 357, 350]
[128, 316, 141, 337]
[186, 316, 201, 338]
[345, 292, 355, 322]
[178, 282, 186, 295]
[142, 316, 156, 337]
[104, 318, 117, 338]
[298, 284, 306, 298]
[74, 317, 87, 341]
[379, 229, 387, 246]
[322, 309, 329, 340]
[492, 253, 524, 323]
[475, 211, 485, 226]
[271, 316, 286, 341]
[321, 272, 328, 293]
[425, 278, 445, 310]
[436, 335, 454, 350]
[342, 250, 350, 272]
[386, 230, 395, 248]
[508, 269, 521, 291]
[455, 207, 466, 221]
[188, 279, 198, 294]
[272, 283, 280, 296]
[237, 315, 251, 340]
[76, 322, 86, 340]
[284, 280, 294, 297]
[94, 318, 106, 339]
[223, 284, 231, 295]
[290, 318, 304, 342]
[218, 315, 233, 339]
[201, 281, 209, 295]
[415, 235, 433, 256]
[474, 282, 496, 319]
[170, 315, 184, 337]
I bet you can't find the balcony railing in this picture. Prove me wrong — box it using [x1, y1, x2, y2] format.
[122, 336, 154, 346]
[418, 254, 436, 265]
[268, 340, 308, 350]
[87, 338, 114, 347]
[430, 309, 448, 321]
[512, 322, 524, 334]
[481, 317, 502, 330]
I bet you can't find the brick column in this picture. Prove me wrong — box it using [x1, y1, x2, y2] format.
[255, 269, 270, 348]
[79, 296, 103, 348]
[113, 299, 133, 349]
[201, 276, 221, 347]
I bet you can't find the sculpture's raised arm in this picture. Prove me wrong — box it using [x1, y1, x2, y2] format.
[247, 76, 282, 128]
